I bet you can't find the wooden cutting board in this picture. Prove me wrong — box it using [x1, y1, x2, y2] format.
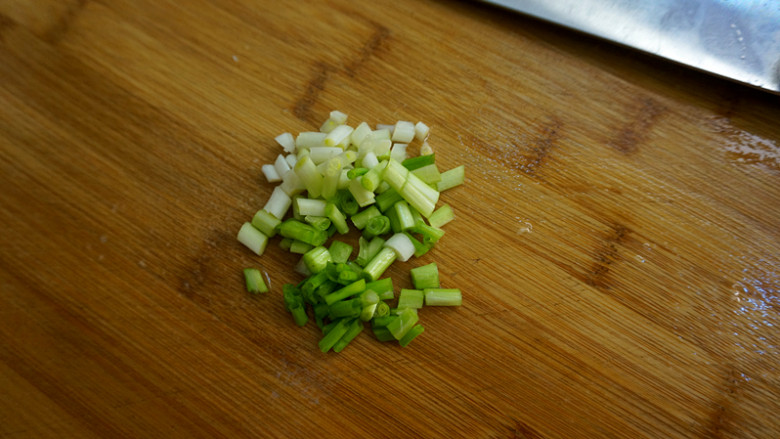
[2, 0, 779, 437]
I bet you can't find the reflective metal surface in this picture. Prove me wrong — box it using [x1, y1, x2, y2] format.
[482, 0, 780, 94]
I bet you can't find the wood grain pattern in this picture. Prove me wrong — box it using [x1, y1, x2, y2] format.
[1, 0, 779, 437]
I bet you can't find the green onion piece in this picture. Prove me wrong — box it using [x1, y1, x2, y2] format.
[348, 178, 376, 207]
[303, 246, 331, 274]
[399, 173, 439, 218]
[335, 189, 359, 216]
[374, 300, 390, 318]
[410, 220, 445, 246]
[423, 288, 462, 306]
[356, 236, 386, 267]
[318, 318, 351, 353]
[365, 278, 394, 300]
[328, 299, 362, 319]
[283, 284, 303, 309]
[427, 204, 454, 229]
[237, 222, 269, 256]
[386, 308, 419, 340]
[250, 209, 280, 237]
[243, 268, 269, 294]
[320, 157, 343, 201]
[360, 302, 378, 321]
[382, 158, 409, 191]
[313, 303, 329, 328]
[399, 324, 425, 347]
[347, 167, 369, 179]
[304, 215, 331, 231]
[362, 247, 397, 281]
[363, 215, 390, 239]
[294, 155, 324, 199]
[401, 154, 435, 171]
[359, 289, 380, 320]
[324, 279, 366, 306]
[290, 306, 309, 327]
[372, 315, 396, 329]
[314, 281, 338, 303]
[383, 232, 415, 262]
[372, 325, 395, 342]
[333, 319, 364, 353]
[327, 262, 361, 285]
[289, 240, 313, 254]
[393, 201, 415, 231]
[323, 202, 348, 235]
[385, 204, 401, 233]
[278, 219, 328, 247]
[437, 165, 465, 192]
[361, 160, 387, 192]
[360, 289, 380, 307]
[351, 206, 381, 230]
[397, 288, 423, 309]
[375, 188, 404, 212]
[410, 262, 439, 289]
[296, 197, 327, 217]
[279, 237, 293, 251]
[410, 163, 441, 185]
[328, 240, 353, 263]
[404, 232, 432, 257]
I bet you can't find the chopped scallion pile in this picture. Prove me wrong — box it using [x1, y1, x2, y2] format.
[236, 111, 466, 352]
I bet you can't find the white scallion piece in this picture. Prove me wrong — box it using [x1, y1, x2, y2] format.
[274, 154, 291, 176]
[350, 122, 372, 147]
[324, 124, 354, 147]
[420, 141, 434, 156]
[279, 169, 306, 196]
[376, 124, 395, 134]
[262, 164, 281, 183]
[371, 128, 392, 141]
[294, 155, 324, 199]
[414, 121, 430, 141]
[348, 177, 376, 207]
[384, 232, 415, 262]
[361, 151, 379, 169]
[237, 222, 269, 256]
[295, 197, 327, 217]
[392, 121, 415, 143]
[330, 110, 348, 125]
[296, 132, 327, 150]
[263, 186, 293, 219]
[390, 143, 408, 163]
[275, 132, 296, 153]
[309, 146, 343, 164]
[285, 153, 298, 168]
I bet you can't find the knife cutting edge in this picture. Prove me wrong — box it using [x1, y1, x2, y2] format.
[480, 0, 780, 95]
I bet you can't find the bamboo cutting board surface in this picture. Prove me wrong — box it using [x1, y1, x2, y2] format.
[1, 0, 779, 437]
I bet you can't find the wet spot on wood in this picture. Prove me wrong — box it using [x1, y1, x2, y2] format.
[292, 61, 332, 123]
[465, 117, 562, 179]
[587, 223, 630, 288]
[608, 97, 666, 154]
[521, 118, 562, 177]
[708, 116, 780, 171]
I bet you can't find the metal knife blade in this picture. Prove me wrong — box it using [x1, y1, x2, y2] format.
[481, 0, 780, 95]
